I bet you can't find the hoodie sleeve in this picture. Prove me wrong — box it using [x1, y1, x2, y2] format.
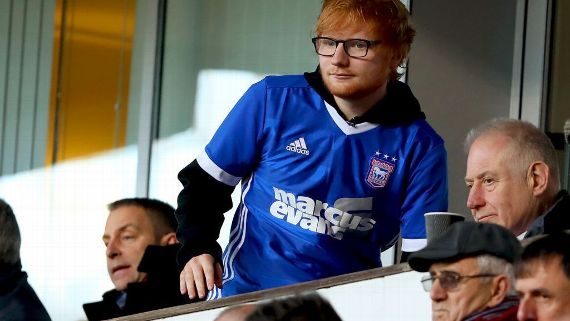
[175, 160, 235, 268]
[175, 80, 267, 268]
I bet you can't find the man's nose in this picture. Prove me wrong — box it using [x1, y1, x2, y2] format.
[106, 238, 120, 259]
[331, 43, 349, 65]
[517, 297, 537, 321]
[466, 184, 485, 210]
[430, 279, 447, 302]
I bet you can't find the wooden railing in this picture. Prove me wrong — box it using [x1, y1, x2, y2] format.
[111, 263, 416, 321]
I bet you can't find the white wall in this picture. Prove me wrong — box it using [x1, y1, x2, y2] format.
[0, 69, 261, 321]
[160, 271, 431, 321]
[408, 0, 519, 213]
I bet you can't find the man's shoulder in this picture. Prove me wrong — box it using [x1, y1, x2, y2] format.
[124, 280, 195, 312]
[403, 119, 446, 148]
[525, 190, 570, 238]
[262, 74, 310, 89]
[0, 275, 52, 321]
[83, 290, 120, 321]
[543, 190, 570, 228]
[82, 299, 109, 312]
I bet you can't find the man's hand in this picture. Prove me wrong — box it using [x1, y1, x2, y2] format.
[179, 254, 223, 299]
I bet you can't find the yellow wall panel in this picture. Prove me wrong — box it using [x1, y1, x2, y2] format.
[48, 0, 135, 163]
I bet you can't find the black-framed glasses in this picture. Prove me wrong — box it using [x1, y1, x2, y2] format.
[420, 271, 498, 292]
[311, 37, 380, 58]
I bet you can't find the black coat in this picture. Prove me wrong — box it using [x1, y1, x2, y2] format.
[0, 262, 51, 321]
[83, 244, 200, 321]
[525, 190, 570, 238]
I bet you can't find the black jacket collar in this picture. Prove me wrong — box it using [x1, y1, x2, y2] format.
[0, 261, 24, 295]
[303, 67, 425, 126]
[525, 190, 570, 238]
[83, 244, 197, 321]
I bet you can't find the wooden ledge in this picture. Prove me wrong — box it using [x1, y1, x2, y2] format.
[112, 263, 411, 321]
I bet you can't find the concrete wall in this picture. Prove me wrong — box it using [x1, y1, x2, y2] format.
[548, 0, 570, 133]
[142, 270, 431, 321]
[408, 0, 519, 213]
[548, 0, 570, 189]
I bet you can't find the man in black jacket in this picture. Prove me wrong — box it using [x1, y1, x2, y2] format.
[0, 198, 51, 321]
[465, 118, 570, 239]
[83, 198, 197, 321]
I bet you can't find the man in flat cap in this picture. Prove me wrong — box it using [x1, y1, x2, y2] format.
[408, 221, 522, 321]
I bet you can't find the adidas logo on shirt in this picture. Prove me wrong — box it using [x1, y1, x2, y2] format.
[286, 137, 310, 155]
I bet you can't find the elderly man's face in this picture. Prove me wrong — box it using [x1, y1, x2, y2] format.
[465, 134, 537, 236]
[516, 257, 570, 321]
[428, 257, 496, 321]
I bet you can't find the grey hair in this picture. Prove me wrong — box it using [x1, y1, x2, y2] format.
[477, 254, 517, 296]
[464, 118, 560, 190]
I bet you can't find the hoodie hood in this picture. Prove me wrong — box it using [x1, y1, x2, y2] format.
[304, 67, 425, 126]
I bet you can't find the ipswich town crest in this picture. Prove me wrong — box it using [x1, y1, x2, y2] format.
[366, 152, 396, 188]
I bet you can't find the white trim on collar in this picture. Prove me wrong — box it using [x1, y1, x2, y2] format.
[324, 101, 379, 135]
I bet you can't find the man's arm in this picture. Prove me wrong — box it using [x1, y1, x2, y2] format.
[175, 159, 235, 299]
[176, 79, 267, 298]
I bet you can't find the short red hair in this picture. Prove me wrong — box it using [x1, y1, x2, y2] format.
[315, 0, 415, 80]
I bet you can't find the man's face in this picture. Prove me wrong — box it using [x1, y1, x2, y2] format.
[428, 257, 495, 321]
[103, 205, 159, 291]
[465, 134, 537, 236]
[317, 24, 399, 101]
[516, 257, 570, 321]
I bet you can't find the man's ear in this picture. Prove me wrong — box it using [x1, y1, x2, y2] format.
[390, 48, 405, 71]
[526, 161, 549, 196]
[159, 232, 178, 245]
[486, 275, 509, 308]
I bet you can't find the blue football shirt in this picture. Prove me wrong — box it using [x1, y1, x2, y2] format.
[196, 75, 448, 298]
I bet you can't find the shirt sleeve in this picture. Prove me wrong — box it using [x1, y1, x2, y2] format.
[201, 79, 267, 180]
[400, 140, 448, 252]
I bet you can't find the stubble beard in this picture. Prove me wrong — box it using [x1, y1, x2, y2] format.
[322, 73, 387, 101]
